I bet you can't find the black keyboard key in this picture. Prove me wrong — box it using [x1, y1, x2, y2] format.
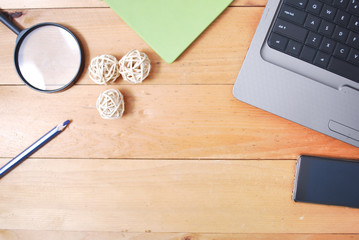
[348, 48, 359, 65]
[306, 0, 323, 14]
[314, 51, 331, 67]
[272, 19, 309, 42]
[332, 25, 349, 42]
[285, 0, 308, 8]
[285, 40, 303, 57]
[334, 10, 350, 26]
[304, 14, 321, 30]
[306, 31, 323, 47]
[333, 43, 350, 58]
[268, 33, 289, 51]
[333, 0, 349, 9]
[347, 0, 359, 16]
[320, 37, 337, 52]
[348, 16, 359, 33]
[346, 31, 359, 47]
[279, 4, 307, 24]
[320, 4, 337, 20]
[328, 57, 359, 83]
[318, 20, 335, 36]
[286, 40, 304, 56]
[300, 45, 317, 62]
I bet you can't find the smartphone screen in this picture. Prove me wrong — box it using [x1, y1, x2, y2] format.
[293, 155, 359, 208]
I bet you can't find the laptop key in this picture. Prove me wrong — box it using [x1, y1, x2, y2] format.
[314, 51, 331, 67]
[333, 43, 350, 58]
[304, 14, 322, 31]
[347, 0, 359, 16]
[318, 20, 335, 36]
[348, 15, 359, 33]
[268, 33, 289, 51]
[285, 0, 308, 8]
[273, 19, 309, 42]
[348, 48, 359, 65]
[334, 10, 350, 27]
[328, 57, 359, 83]
[320, 37, 337, 52]
[280, 4, 307, 24]
[286, 40, 303, 56]
[332, 25, 349, 42]
[333, 0, 349, 9]
[346, 31, 359, 48]
[320, 4, 337, 20]
[300, 45, 317, 62]
[306, 0, 323, 14]
[306, 31, 323, 47]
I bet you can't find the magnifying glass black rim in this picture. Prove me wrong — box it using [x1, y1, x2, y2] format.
[13, 22, 84, 93]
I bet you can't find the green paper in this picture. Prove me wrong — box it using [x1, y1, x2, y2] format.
[104, 0, 233, 63]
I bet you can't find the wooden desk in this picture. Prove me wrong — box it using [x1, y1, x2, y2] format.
[1, 1, 359, 239]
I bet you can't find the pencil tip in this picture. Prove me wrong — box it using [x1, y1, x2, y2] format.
[58, 120, 71, 131]
[64, 120, 70, 126]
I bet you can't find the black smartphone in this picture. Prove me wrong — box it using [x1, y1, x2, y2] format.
[293, 155, 359, 208]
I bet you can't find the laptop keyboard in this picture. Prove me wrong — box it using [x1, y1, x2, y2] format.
[268, 0, 359, 83]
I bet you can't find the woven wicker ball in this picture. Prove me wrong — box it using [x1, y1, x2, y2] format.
[118, 49, 151, 84]
[89, 54, 120, 85]
[96, 89, 125, 119]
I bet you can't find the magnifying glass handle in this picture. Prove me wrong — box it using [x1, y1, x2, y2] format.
[0, 11, 21, 35]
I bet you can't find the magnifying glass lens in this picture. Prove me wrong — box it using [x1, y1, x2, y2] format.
[17, 25, 82, 91]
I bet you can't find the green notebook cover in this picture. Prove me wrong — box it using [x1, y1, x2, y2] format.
[104, 0, 233, 63]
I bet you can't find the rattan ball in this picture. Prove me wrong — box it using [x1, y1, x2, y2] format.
[118, 49, 151, 84]
[96, 89, 125, 119]
[89, 54, 120, 85]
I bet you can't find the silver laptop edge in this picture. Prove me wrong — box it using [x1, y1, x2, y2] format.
[233, 0, 359, 148]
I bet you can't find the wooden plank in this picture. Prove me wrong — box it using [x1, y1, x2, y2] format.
[1, 159, 359, 233]
[0, 0, 267, 9]
[0, 7, 263, 85]
[1, 85, 359, 159]
[1, 0, 108, 9]
[1, 231, 359, 240]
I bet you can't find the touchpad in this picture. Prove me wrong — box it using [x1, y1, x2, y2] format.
[340, 86, 359, 99]
[328, 120, 359, 142]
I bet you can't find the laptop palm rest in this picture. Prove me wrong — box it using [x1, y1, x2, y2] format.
[340, 86, 359, 99]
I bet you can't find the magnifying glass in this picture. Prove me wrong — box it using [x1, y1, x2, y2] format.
[0, 11, 84, 92]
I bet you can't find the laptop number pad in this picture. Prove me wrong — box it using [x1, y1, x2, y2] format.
[268, 0, 359, 83]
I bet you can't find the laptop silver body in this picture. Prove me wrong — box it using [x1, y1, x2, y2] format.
[233, 0, 359, 147]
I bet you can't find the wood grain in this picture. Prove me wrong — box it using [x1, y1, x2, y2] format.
[1, 86, 359, 159]
[1, 0, 359, 238]
[0, 0, 268, 9]
[1, 231, 359, 240]
[1, 158, 359, 233]
[0, 7, 263, 85]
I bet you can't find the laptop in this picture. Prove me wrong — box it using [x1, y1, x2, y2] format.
[233, 0, 359, 147]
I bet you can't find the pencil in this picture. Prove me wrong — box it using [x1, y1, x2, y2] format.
[0, 120, 70, 179]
